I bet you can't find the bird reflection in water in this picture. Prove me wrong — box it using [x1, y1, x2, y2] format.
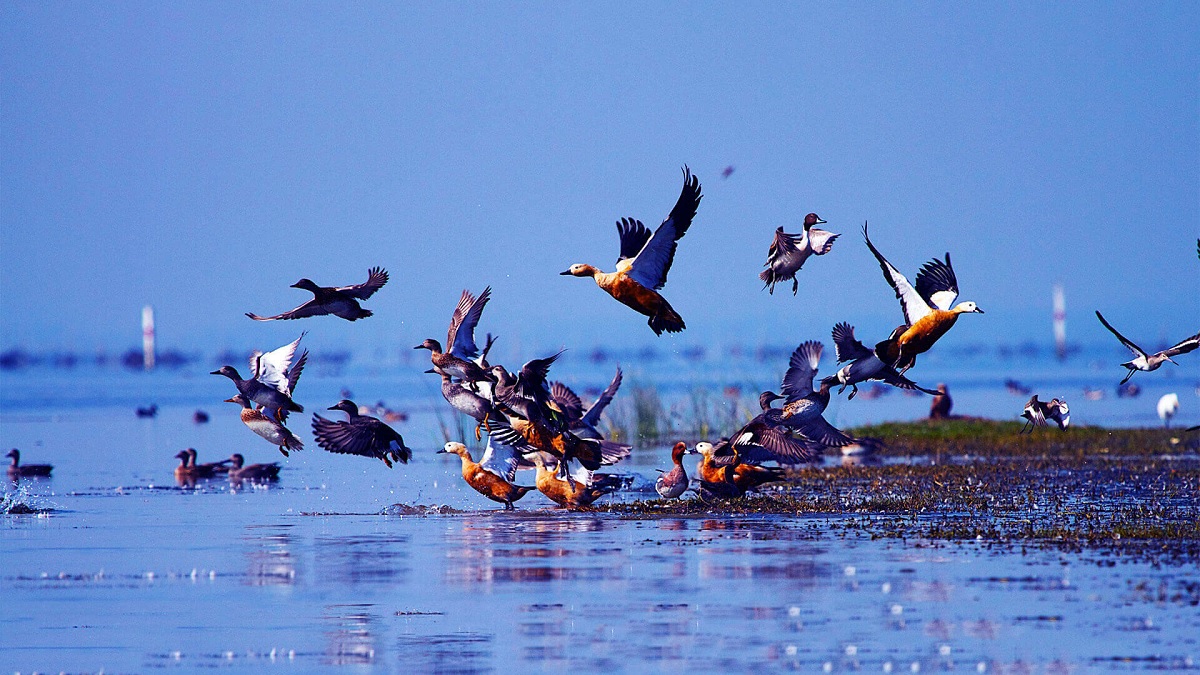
[315, 534, 412, 586]
[323, 604, 377, 666]
[444, 517, 625, 586]
[242, 525, 296, 586]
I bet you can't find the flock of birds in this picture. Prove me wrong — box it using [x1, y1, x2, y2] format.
[8, 169, 1198, 506]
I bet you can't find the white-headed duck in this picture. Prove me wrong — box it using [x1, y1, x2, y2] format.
[438, 441, 534, 510]
[533, 455, 625, 509]
[863, 222, 983, 372]
[760, 214, 840, 295]
[561, 167, 702, 335]
[7, 449, 52, 478]
[1095, 311, 1198, 385]
[691, 441, 786, 499]
[247, 267, 388, 322]
[312, 399, 412, 468]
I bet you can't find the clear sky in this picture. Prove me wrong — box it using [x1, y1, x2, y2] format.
[2, 3, 1197, 360]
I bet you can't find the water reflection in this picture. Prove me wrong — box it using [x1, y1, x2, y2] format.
[445, 516, 628, 586]
[396, 632, 493, 673]
[242, 524, 296, 586]
[323, 603, 378, 666]
[314, 533, 411, 586]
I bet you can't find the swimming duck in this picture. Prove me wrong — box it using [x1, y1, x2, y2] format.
[561, 167, 702, 335]
[311, 400, 412, 468]
[437, 441, 535, 510]
[766, 341, 854, 447]
[246, 267, 388, 322]
[655, 441, 690, 499]
[225, 394, 304, 457]
[6, 449, 52, 478]
[534, 455, 625, 508]
[211, 334, 307, 421]
[1095, 311, 1199, 385]
[863, 223, 983, 372]
[174, 448, 230, 480]
[226, 453, 281, 482]
[415, 287, 494, 384]
[549, 367, 624, 440]
[691, 441, 786, 499]
[821, 322, 938, 400]
[760, 214, 840, 295]
[1019, 395, 1070, 433]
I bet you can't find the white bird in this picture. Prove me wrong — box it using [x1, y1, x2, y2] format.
[1095, 311, 1199, 385]
[1157, 393, 1179, 428]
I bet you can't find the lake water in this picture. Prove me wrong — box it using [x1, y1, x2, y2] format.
[2, 353, 1198, 673]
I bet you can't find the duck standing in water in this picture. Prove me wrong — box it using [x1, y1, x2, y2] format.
[415, 287, 495, 384]
[226, 453, 281, 482]
[561, 167, 702, 335]
[6, 449, 52, 478]
[1019, 395, 1070, 432]
[1095, 311, 1199, 385]
[655, 441, 690, 499]
[246, 267, 388, 322]
[863, 223, 983, 373]
[692, 441, 786, 499]
[534, 455, 626, 509]
[212, 334, 308, 421]
[760, 214, 840, 295]
[312, 400, 412, 468]
[438, 441, 535, 510]
[225, 394, 304, 457]
[822, 322, 938, 400]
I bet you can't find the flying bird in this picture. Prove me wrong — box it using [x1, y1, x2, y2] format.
[211, 334, 307, 421]
[821, 322, 937, 399]
[415, 287, 494, 384]
[561, 167, 702, 335]
[760, 214, 840, 295]
[247, 267, 388, 321]
[1019, 395, 1070, 433]
[225, 394, 304, 457]
[312, 400, 413, 468]
[863, 223, 983, 372]
[1095, 311, 1199, 384]
[764, 341, 854, 448]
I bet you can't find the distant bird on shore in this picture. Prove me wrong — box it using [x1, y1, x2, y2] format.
[212, 334, 307, 421]
[929, 384, 952, 420]
[6, 449, 52, 478]
[312, 400, 412, 468]
[226, 394, 304, 457]
[192, 410, 209, 424]
[1019, 395, 1070, 433]
[226, 453, 280, 482]
[863, 223, 983, 372]
[1157, 393, 1179, 428]
[760, 214, 840, 295]
[136, 404, 158, 418]
[655, 441, 690, 499]
[438, 441, 534, 510]
[246, 267, 388, 322]
[561, 166, 702, 335]
[416, 287, 494, 384]
[822, 322, 937, 399]
[1095, 311, 1199, 385]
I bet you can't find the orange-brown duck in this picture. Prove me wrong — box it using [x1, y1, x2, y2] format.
[438, 441, 534, 510]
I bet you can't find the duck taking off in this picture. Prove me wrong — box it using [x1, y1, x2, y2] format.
[760, 214, 840, 295]
[1095, 311, 1199, 385]
[312, 400, 413, 468]
[225, 394, 305, 457]
[821, 322, 938, 400]
[246, 267, 388, 322]
[438, 441, 535, 510]
[862, 223, 983, 373]
[561, 167, 702, 335]
[211, 334, 307, 422]
[415, 287, 494, 384]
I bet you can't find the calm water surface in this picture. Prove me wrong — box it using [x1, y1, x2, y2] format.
[2, 364, 1198, 673]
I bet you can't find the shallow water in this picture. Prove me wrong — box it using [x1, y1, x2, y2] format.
[2, 366, 1199, 672]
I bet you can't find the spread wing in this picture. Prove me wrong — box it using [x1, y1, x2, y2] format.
[336, 267, 389, 300]
[862, 222, 932, 325]
[580, 367, 623, 429]
[1023, 396, 1046, 426]
[250, 333, 306, 394]
[549, 381, 584, 422]
[516, 350, 564, 399]
[626, 166, 703, 291]
[1095, 311, 1146, 358]
[830, 322, 873, 363]
[245, 300, 327, 322]
[616, 218, 653, 264]
[732, 419, 820, 464]
[793, 416, 854, 447]
[805, 228, 840, 255]
[1163, 331, 1200, 357]
[914, 254, 960, 311]
[446, 287, 491, 359]
[766, 227, 803, 262]
[781, 341, 822, 402]
[312, 416, 410, 464]
[483, 417, 538, 453]
[878, 368, 939, 395]
[478, 438, 531, 481]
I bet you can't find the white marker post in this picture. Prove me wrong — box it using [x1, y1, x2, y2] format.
[142, 305, 155, 371]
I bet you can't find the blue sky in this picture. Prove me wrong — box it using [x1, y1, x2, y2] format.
[2, 3, 1197, 359]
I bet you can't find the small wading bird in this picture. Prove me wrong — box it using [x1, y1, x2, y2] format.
[6, 449, 52, 478]
[415, 287, 494, 384]
[1019, 395, 1070, 433]
[561, 167, 702, 335]
[1094, 311, 1199, 385]
[311, 400, 413, 468]
[821, 322, 937, 400]
[863, 223, 983, 372]
[211, 334, 307, 421]
[246, 267, 388, 322]
[438, 441, 534, 510]
[225, 394, 304, 457]
[760, 214, 840, 295]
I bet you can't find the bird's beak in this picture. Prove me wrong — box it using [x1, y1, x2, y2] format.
[423, 368, 436, 374]
[327, 404, 340, 410]
[413, 344, 425, 350]
[559, 270, 572, 276]
[435, 448, 447, 454]
[210, 370, 222, 375]
[816, 218, 827, 224]
[223, 397, 237, 403]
